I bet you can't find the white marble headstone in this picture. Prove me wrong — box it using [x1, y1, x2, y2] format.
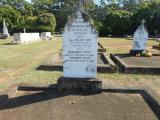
[132, 20, 148, 50]
[3, 20, 10, 37]
[63, 11, 98, 78]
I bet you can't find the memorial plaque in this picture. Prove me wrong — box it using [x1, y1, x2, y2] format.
[132, 20, 148, 50]
[63, 11, 98, 78]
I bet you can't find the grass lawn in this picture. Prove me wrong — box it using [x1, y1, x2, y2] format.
[0, 37, 160, 93]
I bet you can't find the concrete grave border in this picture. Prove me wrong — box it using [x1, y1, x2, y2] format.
[110, 53, 160, 74]
[0, 85, 159, 119]
[37, 52, 117, 73]
[98, 42, 106, 52]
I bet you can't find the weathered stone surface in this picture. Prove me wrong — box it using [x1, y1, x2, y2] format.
[110, 53, 160, 74]
[131, 20, 148, 53]
[2, 19, 10, 38]
[40, 32, 52, 40]
[13, 33, 40, 44]
[57, 76, 102, 92]
[63, 11, 98, 78]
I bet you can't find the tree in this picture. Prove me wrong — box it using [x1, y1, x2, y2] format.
[103, 10, 133, 36]
[48, 0, 95, 33]
[37, 13, 56, 33]
[0, 0, 34, 16]
[0, 5, 24, 33]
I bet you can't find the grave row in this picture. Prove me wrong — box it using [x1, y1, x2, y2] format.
[37, 5, 160, 76]
[13, 32, 52, 44]
[0, 20, 53, 44]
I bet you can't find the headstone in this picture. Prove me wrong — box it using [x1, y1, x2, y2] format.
[130, 19, 148, 54]
[40, 32, 52, 40]
[63, 10, 98, 78]
[2, 19, 10, 37]
[58, 0, 102, 92]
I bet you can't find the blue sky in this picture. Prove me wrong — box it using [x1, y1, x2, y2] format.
[25, 0, 100, 4]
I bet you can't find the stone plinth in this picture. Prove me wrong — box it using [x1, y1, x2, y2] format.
[57, 76, 102, 92]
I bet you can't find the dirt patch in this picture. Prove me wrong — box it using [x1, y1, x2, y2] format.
[0, 91, 158, 120]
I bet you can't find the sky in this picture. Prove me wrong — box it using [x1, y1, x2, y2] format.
[25, 0, 100, 4]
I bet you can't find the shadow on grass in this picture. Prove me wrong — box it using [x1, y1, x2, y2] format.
[1, 43, 15, 46]
[36, 65, 63, 72]
[0, 86, 159, 119]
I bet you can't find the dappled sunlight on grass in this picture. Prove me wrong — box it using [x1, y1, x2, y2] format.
[0, 37, 160, 92]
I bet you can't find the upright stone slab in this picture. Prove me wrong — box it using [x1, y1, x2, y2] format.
[130, 20, 148, 55]
[2, 19, 10, 38]
[41, 32, 52, 40]
[63, 11, 98, 78]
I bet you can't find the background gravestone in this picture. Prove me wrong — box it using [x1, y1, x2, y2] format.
[130, 20, 148, 55]
[2, 19, 10, 38]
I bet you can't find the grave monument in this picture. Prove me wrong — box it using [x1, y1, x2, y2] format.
[130, 19, 148, 55]
[58, 0, 102, 91]
[110, 20, 160, 74]
[2, 19, 10, 38]
[40, 32, 52, 40]
[13, 33, 40, 44]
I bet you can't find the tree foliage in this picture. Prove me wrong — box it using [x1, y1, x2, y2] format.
[0, 0, 160, 36]
[0, 5, 24, 33]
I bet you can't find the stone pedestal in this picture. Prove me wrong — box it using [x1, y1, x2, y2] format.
[57, 76, 102, 92]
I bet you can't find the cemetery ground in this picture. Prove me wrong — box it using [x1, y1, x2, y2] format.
[0, 37, 160, 120]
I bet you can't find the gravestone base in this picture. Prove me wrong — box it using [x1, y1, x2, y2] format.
[0, 35, 8, 39]
[57, 76, 102, 92]
[130, 50, 144, 55]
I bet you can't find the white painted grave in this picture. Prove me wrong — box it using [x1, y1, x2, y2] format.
[13, 33, 40, 44]
[132, 20, 148, 51]
[63, 10, 98, 78]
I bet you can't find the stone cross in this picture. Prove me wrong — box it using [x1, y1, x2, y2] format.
[141, 19, 146, 26]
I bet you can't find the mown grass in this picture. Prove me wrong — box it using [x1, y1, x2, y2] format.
[0, 37, 62, 91]
[0, 37, 160, 92]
